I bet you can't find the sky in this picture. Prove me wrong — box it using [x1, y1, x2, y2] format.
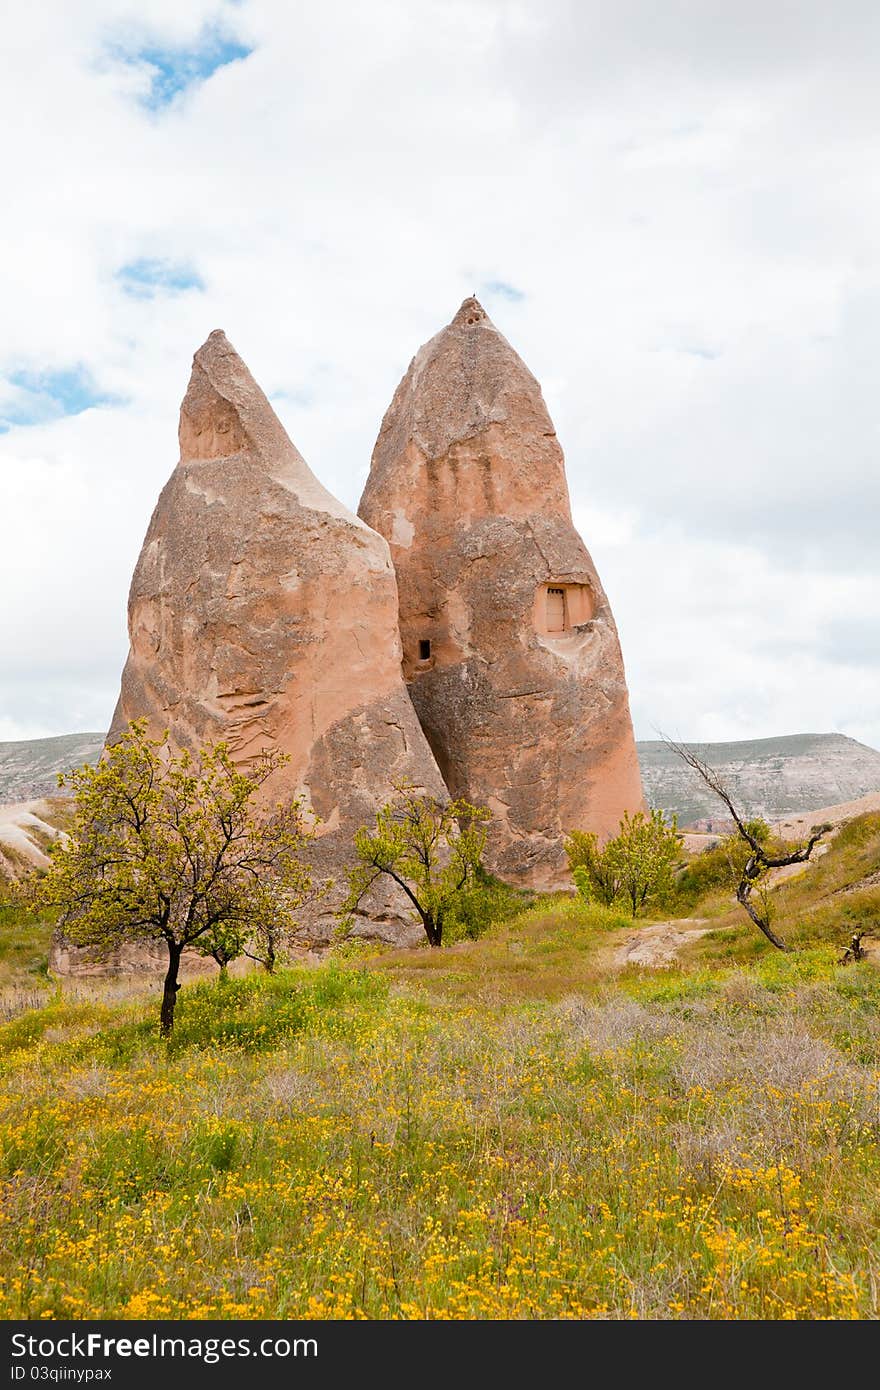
[1, 0, 878, 749]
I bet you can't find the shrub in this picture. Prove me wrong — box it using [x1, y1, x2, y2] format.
[564, 832, 618, 905]
[566, 811, 681, 918]
[443, 870, 531, 942]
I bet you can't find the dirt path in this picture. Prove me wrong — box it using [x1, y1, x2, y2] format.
[612, 918, 712, 968]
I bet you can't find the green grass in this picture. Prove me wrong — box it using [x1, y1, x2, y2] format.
[0, 901, 52, 991]
[0, 817, 878, 1319]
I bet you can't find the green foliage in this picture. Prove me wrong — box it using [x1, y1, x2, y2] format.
[196, 921, 246, 978]
[564, 831, 620, 905]
[443, 869, 531, 943]
[567, 810, 681, 918]
[35, 721, 314, 1034]
[342, 784, 491, 947]
[204, 1125, 239, 1172]
[611, 810, 682, 917]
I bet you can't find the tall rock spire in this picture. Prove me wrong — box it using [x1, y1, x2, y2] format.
[359, 298, 644, 887]
[108, 329, 448, 940]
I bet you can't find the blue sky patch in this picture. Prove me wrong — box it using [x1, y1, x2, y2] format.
[270, 387, 316, 411]
[679, 345, 720, 361]
[117, 258, 205, 299]
[480, 280, 526, 303]
[1, 367, 121, 429]
[113, 27, 253, 110]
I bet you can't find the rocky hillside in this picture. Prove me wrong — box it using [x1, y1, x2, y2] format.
[638, 732, 880, 828]
[0, 732, 103, 804]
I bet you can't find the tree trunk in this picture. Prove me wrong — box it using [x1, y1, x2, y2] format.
[423, 914, 442, 948]
[736, 882, 789, 952]
[264, 937, 276, 973]
[211, 949, 230, 982]
[160, 942, 183, 1037]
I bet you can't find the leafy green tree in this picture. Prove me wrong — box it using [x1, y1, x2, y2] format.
[566, 810, 681, 917]
[608, 809, 682, 917]
[242, 889, 323, 974]
[242, 920, 286, 975]
[36, 721, 313, 1035]
[341, 784, 490, 947]
[564, 830, 621, 906]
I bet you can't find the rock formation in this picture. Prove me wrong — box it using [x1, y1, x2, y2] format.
[358, 297, 644, 888]
[104, 329, 448, 942]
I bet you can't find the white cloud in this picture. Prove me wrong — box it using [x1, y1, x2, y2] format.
[1, 0, 878, 749]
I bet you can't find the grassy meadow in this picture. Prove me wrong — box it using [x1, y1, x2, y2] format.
[1, 815, 879, 1320]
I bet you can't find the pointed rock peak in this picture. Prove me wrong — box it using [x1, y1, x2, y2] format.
[179, 329, 259, 462]
[177, 330, 372, 529]
[450, 296, 493, 331]
[197, 327, 235, 358]
[363, 290, 566, 498]
[178, 328, 307, 477]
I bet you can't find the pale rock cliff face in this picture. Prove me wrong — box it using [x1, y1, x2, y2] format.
[0, 733, 103, 804]
[359, 298, 644, 888]
[639, 733, 880, 828]
[101, 330, 447, 945]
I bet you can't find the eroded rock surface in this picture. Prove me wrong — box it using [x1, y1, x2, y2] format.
[359, 298, 644, 887]
[96, 330, 447, 949]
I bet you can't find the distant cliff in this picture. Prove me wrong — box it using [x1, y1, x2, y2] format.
[638, 733, 880, 828]
[0, 732, 104, 804]
[3, 729, 880, 839]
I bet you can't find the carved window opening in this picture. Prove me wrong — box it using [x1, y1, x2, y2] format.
[535, 582, 594, 636]
[547, 588, 566, 633]
[419, 639, 431, 660]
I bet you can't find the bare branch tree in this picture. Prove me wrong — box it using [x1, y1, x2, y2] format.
[663, 736, 830, 952]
